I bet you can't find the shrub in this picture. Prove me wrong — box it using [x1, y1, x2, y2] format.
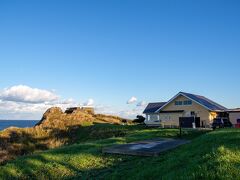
[133, 115, 145, 124]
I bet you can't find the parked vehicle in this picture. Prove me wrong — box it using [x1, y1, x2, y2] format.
[211, 118, 232, 130]
[235, 119, 240, 128]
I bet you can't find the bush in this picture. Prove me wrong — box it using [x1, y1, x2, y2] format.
[133, 115, 145, 124]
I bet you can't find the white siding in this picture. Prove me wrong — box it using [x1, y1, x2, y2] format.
[144, 113, 160, 125]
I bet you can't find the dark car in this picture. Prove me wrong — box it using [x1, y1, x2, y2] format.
[211, 118, 232, 130]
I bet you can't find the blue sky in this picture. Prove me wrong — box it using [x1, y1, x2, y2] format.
[0, 0, 240, 119]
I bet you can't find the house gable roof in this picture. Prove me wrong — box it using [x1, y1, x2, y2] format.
[143, 102, 167, 114]
[180, 92, 227, 111]
[155, 92, 227, 113]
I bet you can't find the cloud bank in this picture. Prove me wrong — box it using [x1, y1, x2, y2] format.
[137, 101, 147, 107]
[127, 96, 137, 104]
[0, 85, 147, 120]
[0, 85, 77, 120]
[0, 85, 58, 104]
[84, 98, 94, 106]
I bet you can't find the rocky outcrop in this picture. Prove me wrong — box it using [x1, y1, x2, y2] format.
[35, 107, 124, 129]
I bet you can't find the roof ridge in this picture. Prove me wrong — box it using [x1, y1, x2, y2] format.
[149, 102, 167, 104]
[181, 91, 202, 97]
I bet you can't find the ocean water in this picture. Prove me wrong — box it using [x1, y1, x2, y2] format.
[0, 120, 39, 131]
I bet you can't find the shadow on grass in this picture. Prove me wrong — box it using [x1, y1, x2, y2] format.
[0, 142, 125, 179]
[0, 123, 146, 165]
[0, 126, 214, 179]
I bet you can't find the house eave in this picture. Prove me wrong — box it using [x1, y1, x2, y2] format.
[159, 110, 184, 113]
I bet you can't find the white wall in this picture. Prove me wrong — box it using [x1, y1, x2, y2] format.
[145, 113, 160, 125]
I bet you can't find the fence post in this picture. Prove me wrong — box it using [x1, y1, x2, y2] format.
[179, 118, 182, 137]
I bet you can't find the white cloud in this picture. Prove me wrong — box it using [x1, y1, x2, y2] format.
[137, 101, 147, 107]
[84, 98, 94, 106]
[0, 100, 48, 119]
[127, 96, 137, 104]
[95, 103, 145, 120]
[0, 85, 59, 104]
[61, 98, 75, 104]
[0, 85, 78, 120]
[0, 85, 145, 120]
[116, 107, 145, 119]
[95, 104, 118, 115]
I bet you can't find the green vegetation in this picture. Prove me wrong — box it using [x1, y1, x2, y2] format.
[0, 107, 130, 164]
[1, 124, 230, 179]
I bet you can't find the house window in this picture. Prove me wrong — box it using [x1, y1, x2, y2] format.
[183, 100, 192, 105]
[191, 111, 195, 116]
[175, 101, 183, 106]
[175, 100, 192, 106]
[188, 100, 192, 105]
[148, 114, 159, 121]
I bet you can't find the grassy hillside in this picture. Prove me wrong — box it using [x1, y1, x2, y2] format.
[0, 124, 222, 179]
[0, 107, 130, 165]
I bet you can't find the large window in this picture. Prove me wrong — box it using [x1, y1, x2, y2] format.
[148, 114, 160, 121]
[183, 100, 192, 105]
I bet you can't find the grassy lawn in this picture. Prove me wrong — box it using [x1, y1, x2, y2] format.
[0, 125, 239, 179]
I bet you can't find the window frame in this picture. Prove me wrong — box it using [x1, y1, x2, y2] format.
[176, 100, 192, 106]
[175, 101, 183, 106]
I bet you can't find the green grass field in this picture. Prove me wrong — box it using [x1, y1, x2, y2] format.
[0, 125, 239, 179]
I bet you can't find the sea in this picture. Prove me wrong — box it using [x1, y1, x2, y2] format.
[0, 120, 40, 131]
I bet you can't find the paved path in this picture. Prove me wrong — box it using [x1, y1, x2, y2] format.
[102, 138, 190, 156]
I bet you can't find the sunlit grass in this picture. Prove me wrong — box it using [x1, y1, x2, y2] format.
[0, 125, 215, 179]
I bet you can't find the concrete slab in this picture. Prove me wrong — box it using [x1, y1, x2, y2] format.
[102, 138, 190, 156]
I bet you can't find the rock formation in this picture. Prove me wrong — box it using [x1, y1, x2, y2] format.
[36, 107, 124, 129]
